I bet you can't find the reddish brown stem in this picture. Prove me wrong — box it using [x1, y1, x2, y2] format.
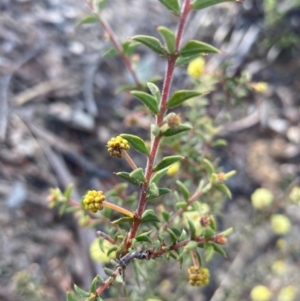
[125, 0, 192, 250]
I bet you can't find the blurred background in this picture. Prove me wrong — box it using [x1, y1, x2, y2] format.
[0, 0, 300, 300]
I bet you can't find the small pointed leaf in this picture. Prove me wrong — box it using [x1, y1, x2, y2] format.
[203, 226, 215, 239]
[136, 231, 153, 243]
[192, 0, 237, 10]
[157, 26, 176, 53]
[184, 241, 198, 251]
[167, 90, 202, 108]
[64, 184, 74, 200]
[151, 167, 169, 184]
[141, 209, 161, 223]
[77, 15, 98, 26]
[74, 285, 90, 298]
[161, 210, 170, 222]
[167, 228, 178, 243]
[153, 155, 184, 172]
[147, 82, 161, 103]
[120, 134, 149, 155]
[212, 243, 227, 257]
[180, 40, 220, 57]
[66, 291, 79, 301]
[103, 47, 119, 57]
[122, 40, 140, 56]
[203, 158, 215, 177]
[161, 123, 192, 137]
[204, 243, 214, 261]
[176, 180, 190, 201]
[131, 91, 158, 114]
[158, 0, 181, 15]
[187, 218, 196, 238]
[104, 268, 115, 277]
[130, 168, 145, 183]
[215, 183, 232, 199]
[116, 172, 140, 186]
[131, 35, 168, 56]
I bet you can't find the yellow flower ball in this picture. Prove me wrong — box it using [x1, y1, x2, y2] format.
[278, 286, 296, 301]
[271, 260, 286, 275]
[271, 214, 291, 235]
[289, 186, 300, 205]
[167, 162, 180, 176]
[89, 239, 116, 264]
[250, 285, 272, 301]
[187, 57, 205, 79]
[251, 188, 274, 209]
[252, 82, 268, 93]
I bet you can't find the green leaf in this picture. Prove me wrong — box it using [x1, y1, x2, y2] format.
[192, 0, 236, 10]
[153, 155, 184, 172]
[202, 226, 215, 239]
[204, 243, 214, 261]
[150, 167, 169, 184]
[211, 243, 227, 258]
[104, 267, 114, 277]
[131, 91, 159, 114]
[157, 26, 176, 53]
[122, 40, 140, 56]
[179, 229, 187, 240]
[161, 210, 170, 222]
[77, 15, 98, 26]
[64, 184, 74, 200]
[66, 291, 79, 301]
[158, 0, 181, 15]
[167, 228, 178, 243]
[131, 35, 168, 56]
[167, 90, 202, 108]
[107, 246, 118, 257]
[215, 183, 232, 199]
[141, 209, 161, 223]
[184, 241, 198, 251]
[97, 0, 108, 10]
[180, 40, 220, 57]
[176, 54, 203, 66]
[161, 123, 192, 137]
[169, 250, 179, 260]
[103, 47, 119, 57]
[130, 167, 145, 183]
[136, 231, 153, 243]
[175, 201, 187, 209]
[74, 285, 90, 298]
[203, 158, 215, 177]
[120, 134, 149, 155]
[176, 180, 190, 201]
[212, 139, 227, 147]
[89, 275, 104, 293]
[187, 218, 196, 238]
[147, 186, 172, 200]
[210, 215, 217, 231]
[146, 183, 159, 200]
[147, 82, 161, 103]
[111, 216, 133, 225]
[116, 172, 140, 186]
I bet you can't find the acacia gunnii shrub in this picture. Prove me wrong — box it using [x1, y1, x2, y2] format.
[48, 0, 241, 300]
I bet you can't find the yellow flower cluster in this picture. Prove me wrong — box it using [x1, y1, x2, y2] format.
[187, 266, 210, 287]
[271, 214, 291, 235]
[251, 188, 274, 209]
[252, 82, 268, 93]
[278, 286, 296, 301]
[83, 190, 105, 213]
[187, 57, 205, 79]
[250, 285, 272, 301]
[271, 260, 286, 275]
[289, 186, 300, 204]
[107, 136, 130, 158]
